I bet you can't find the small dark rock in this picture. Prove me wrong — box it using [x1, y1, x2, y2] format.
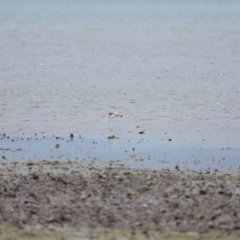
[32, 173, 39, 180]
[108, 135, 118, 139]
[26, 162, 34, 166]
[199, 189, 208, 195]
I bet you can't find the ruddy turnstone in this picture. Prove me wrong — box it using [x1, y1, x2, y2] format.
[109, 112, 122, 122]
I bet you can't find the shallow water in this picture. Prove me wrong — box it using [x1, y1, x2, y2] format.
[0, 134, 239, 170]
[0, 0, 240, 169]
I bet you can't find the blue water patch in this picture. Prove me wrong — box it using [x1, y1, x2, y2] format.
[0, 134, 239, 171]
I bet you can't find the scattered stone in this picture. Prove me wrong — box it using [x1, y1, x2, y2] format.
[108, 135, 118, 139]
[26, 162, 34, 166]
[175, 165, 179, 171]
[199, 189, 208, 195]
[31, 172, 39, 180]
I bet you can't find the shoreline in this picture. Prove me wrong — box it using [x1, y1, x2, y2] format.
[0, 133, 239, 171]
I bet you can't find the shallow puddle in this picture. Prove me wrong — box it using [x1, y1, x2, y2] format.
[0, 133, 239, 170]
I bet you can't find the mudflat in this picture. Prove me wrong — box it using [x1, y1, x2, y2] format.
[0, 161, 239, 239]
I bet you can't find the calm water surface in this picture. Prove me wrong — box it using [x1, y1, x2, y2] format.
[0, 0, 240, 168]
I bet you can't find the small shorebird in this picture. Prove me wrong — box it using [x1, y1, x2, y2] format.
[109, 112, 122, 122]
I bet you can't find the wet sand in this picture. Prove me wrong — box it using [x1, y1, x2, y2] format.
[0, 161, 240, 239]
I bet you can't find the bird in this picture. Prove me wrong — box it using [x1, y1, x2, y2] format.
[109, 112, 122, 122]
